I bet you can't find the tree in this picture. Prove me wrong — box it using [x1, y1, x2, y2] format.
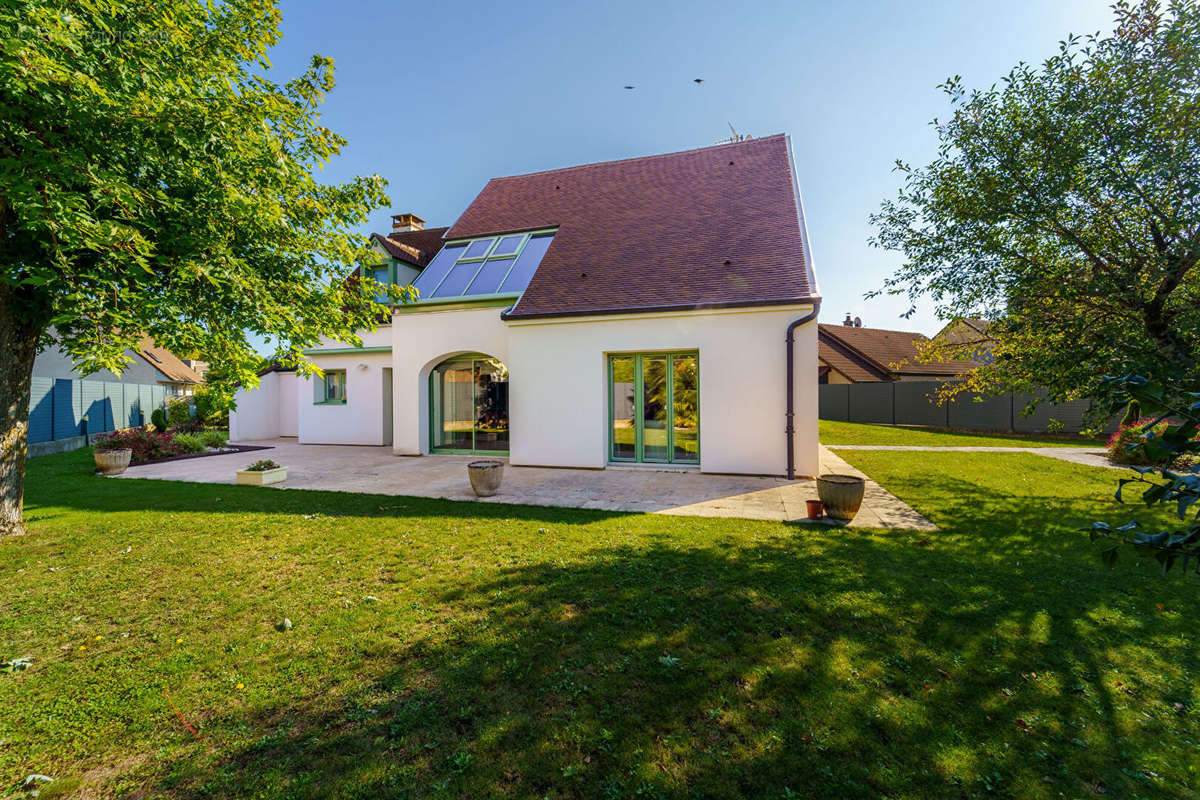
[870, 0, 1200, 412]
[0, 1, 410, 535]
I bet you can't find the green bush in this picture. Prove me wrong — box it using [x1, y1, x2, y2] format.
[193, 385, 231, 428]
[150, 407, 168, 433]
[171, 432, 205, 453]
[166, 398, 192, 428]
[200, 429, 228, 449]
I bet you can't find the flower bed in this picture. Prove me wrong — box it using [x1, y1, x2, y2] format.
[91, 428, 269, 466]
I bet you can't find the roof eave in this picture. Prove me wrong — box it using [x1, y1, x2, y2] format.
[501, 294, 820, 322]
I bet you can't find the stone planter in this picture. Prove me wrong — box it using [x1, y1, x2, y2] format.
[94, 448, 132, 476]
[236, 467, 288, 486]
[467, 460, 504, 497]
[816, 474, 865, 521]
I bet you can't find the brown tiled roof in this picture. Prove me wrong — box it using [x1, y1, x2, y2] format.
[135, 336, 204, 384]
[370, 226, 449, 267]
[818, 324, 980, 380]
[819, 344, 887, 382]
[443, 135, 816, 319]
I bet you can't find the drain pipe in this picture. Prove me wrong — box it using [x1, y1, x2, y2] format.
[786, 298, 821, 480]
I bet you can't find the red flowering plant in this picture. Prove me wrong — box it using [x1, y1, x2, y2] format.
[1087, 376, 1200, 577]
[1106, 419, 1177, 466]
[92, 428, 187, 464]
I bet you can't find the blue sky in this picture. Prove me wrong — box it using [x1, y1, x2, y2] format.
[267, 0, 1115, 336]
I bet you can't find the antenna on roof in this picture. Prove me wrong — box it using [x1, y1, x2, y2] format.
[719, 123, 752, 144]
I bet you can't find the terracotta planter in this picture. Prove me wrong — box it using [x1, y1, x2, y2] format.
[467, 460, 504, 497]
[805, 499, 825, 520]
[816, 474, 865, 521]
[236, 467, 288, 486]
[94, 448, 132, 476]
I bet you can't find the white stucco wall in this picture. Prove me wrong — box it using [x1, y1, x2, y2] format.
[505, 305, 818, 476]
[390, 306, 511, 456]
[388, 303, 819, 477]
[231, 371, 282, 441]
[299, 327, 394, 446]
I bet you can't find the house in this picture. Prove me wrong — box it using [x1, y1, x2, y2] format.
[34, 333, 204, 397]
[818, 323, 979, 383]
[231, 135, 821, 477]
[933, 317, 995, 363]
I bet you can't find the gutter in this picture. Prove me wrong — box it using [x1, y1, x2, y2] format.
[786, 299, 821, 480]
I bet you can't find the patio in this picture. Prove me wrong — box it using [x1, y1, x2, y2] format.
[114, 438, 935, 530]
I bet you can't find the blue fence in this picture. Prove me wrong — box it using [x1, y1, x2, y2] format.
[27, 378, 168, 444]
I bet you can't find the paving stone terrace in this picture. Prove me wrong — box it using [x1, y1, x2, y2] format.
[113, 439, 936, 531]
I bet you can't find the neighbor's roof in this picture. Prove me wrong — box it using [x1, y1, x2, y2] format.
[933, 317, 994, 347]
[443, 134, 816, 319]
[370, 226, 450, 267]
[818, 324, 980, 380]
[135, 336, 204, 384]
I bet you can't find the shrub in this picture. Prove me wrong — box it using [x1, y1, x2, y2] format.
[193, 385, 231, 428]
[199, 429, 228, 449]
[150, 407, 168, 433]
[172, 433, 206, 453]
[244, 459, 280, 472]
[1107, 419, 1173, 465]
[166, 398, 192, 429]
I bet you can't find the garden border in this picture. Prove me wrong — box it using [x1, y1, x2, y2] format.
[122, 444, 273, 468]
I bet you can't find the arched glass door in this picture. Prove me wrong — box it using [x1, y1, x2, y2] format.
[430, 355, 508, 454]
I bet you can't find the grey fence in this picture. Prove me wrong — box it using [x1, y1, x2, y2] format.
[819, 382, 1113, 434]
[27, 377, 169, 444]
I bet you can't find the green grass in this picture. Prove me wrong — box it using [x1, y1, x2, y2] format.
[820, 418, 1107, 448]
[1, 448, 1197, 798]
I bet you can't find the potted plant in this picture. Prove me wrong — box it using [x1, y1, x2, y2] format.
[467, 460, 504, 497]
[236, 459, 288, 486]
[92, 438, 133, 476]
[816, 474, 865, 521]
[805, 499, 824, 520]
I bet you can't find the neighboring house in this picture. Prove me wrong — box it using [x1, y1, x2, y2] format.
[34, 333, 204, 396]
[933, 317, 995, 363]
[818, 324, 979, 383]
[232, 135, 821, 477]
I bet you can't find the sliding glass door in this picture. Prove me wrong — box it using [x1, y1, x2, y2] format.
[431, 355, 509, 454]
[608, 352, 698, 464]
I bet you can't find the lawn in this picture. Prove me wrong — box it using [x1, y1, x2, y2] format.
[820, 418, 1107, 448]
[1, 448, 1197, 798]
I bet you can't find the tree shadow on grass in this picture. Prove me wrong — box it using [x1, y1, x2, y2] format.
[157, 518, 1198, 799]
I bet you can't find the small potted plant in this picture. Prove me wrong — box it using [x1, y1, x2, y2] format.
[236, 458, 287, 486]
[467, 460, 504, 497]
[92, 435, 132, 476]
[816, 473, 865, 522]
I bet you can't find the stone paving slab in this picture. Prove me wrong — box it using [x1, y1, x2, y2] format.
[113, 439, 936, 530]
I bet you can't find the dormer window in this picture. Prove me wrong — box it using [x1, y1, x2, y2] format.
[410, 230, 556, 301]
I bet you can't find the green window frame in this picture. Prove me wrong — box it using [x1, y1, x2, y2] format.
[428, 355, 509, 455]
[422, 229, 556, 298]
[607, 351, 699, 465]
[314, 370, 347, 405]
[368, 259, 396, 304]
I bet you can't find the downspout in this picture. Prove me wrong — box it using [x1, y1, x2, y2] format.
[786, 298, 821, 480]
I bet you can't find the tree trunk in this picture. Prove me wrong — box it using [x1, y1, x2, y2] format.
[0, 285, 41, 537]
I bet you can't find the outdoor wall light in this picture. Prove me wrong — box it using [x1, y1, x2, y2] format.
[357, 363, 368, 371]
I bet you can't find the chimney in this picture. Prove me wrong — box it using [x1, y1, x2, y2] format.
[854, 316, 863, 328]
[843, 313, 853, 326]
[391, 213, 425, 234]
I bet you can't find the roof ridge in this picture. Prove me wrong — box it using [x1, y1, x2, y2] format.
[489, 134, 787, 182]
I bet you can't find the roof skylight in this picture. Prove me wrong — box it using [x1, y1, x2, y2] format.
[410, 230, 555, 301]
